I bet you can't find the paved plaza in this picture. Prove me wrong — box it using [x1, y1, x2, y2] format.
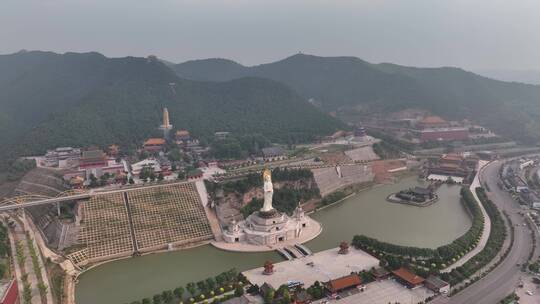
[313, 279, 435, 304]
[243, 247, 379, 289]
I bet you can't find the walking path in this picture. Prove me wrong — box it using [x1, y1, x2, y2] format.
[10, 217, 41, 303]
[4, 216, 26, 303]
[195, 179, 223, 241]
[23, 213, 79, 304]
[442, 160, 491, 273]
[26, 224, 55, 304]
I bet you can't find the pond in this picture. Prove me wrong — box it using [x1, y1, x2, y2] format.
[75, 176, 470, 304]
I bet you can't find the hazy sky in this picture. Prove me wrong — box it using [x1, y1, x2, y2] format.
[1, 0, 540, 70]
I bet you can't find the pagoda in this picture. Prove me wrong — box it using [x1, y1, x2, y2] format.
[159, 107, 173, 138]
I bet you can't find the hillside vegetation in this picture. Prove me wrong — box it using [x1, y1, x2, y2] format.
[0, 51, 344, 169]
[174, 53, 540, 143]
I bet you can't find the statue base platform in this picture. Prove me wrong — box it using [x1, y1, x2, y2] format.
[214, 217, 323, 252]
[257, 209, 280, 219]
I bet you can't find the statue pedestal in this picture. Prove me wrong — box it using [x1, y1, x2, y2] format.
[257, 209, 280, 219]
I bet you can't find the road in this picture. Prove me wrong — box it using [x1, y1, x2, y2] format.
[438, 160, 536, 304]
[442, 160, 491, 273]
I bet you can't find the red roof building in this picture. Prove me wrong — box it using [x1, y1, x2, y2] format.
[175, 130, 191, 142]
[143, 138, 166, 152]
[325, 274, 362, 293]
[0, 280, 18, 304]
[392, 267, 424, 288]
[417, 116, 448, 129]
[79, 149, 108, 169]
[419, 128, 469, 142]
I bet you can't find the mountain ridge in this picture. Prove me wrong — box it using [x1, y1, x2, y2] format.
[173, 53, 540, 143]
[0, 51, 344, 167]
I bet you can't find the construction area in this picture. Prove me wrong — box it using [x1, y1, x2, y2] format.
[68, 182, 213, 267]
[312, 164, 375, 196]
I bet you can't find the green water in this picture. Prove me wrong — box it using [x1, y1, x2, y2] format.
[75, 177, 471, 304]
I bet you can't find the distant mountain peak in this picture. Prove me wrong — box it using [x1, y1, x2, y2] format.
[180, 57, 244, 66]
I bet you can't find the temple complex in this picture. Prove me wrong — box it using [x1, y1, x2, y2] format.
[220, 168, 320, 248]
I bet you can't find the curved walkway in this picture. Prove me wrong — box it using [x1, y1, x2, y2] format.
[442, 160, 491, 273]
[7, 217, 41, 303]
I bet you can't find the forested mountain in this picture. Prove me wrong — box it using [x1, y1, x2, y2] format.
[173, 54, 429, 111]
[0, 51, 344, 167]
[174, 58, 248, 82]
[173, 54, 540, 143]
[475, 69, 540, 85]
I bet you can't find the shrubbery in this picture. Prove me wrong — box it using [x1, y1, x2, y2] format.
[0, 224, 9, 279]
[319, 191, 347, 206]
[208, 168, 319, 217]
[241, 187, 320, 217]
[441, 187, 506, 285]
[128, 269, 247, 304]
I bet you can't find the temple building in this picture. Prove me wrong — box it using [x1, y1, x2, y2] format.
[416, 116, 448, 129]
[63, 148, 126, 185]
[222, 168, 312, 245]
[415, 115, 469, 142]
[426, 152, 478, 184]
[43, 147, 81, 168]
[261, 147, 287, 162]
[419, 127, 469, 142]
[175, 130, 191, 144]
[79, 149, 108, 169]
[143, 138, 166, 152]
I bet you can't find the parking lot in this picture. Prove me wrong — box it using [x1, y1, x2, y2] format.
[313, 279, 435, 304]
[515, 276, 540, 304]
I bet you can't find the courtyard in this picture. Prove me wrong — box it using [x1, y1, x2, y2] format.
[313, 279, 435, 304]
[243, 247, 379, 289]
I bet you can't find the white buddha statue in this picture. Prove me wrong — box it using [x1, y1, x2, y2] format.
[261, 168, 274, 213]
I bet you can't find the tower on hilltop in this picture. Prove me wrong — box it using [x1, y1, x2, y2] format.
[159, 107, 173, 138]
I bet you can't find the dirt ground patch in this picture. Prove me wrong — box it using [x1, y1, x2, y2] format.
[372, 159, 407, 183]
[318, 152, 352, 164]
[301, 198, 320, 213]
[0, 181, 17, 198]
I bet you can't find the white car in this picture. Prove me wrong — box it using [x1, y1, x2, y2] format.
[526, 290, 534, 296]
